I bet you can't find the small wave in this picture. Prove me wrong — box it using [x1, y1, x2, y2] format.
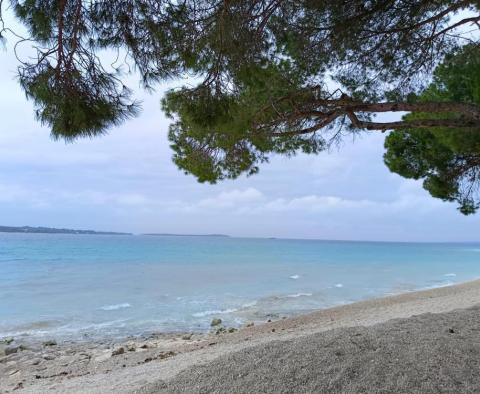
[100, 303, 131, 311]
[289, 275, 300, 280]
[284, 293, 313, 298]
[192, 308, 238, 318]
[242, 301, 258, 308]
[421, 281, 455, 291]
[334, 283, 343, 288]
[444, 273, 457, 277]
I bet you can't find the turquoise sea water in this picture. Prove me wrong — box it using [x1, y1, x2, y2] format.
[1, 233, 480, 340]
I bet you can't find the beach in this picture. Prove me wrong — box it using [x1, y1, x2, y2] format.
[2, 279, 480, 393]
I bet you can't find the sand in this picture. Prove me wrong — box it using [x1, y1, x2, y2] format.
[2, 280, 480, 393]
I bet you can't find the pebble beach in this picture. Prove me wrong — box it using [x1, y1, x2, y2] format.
[2, 279, 480, 393]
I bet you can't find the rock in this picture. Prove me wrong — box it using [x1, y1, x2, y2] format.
[271, 328, 276, 333]
[42, 354, 55, 361]
[111, 347, 125, 356]
[126, 342, 136, 352]
[228, 327, 237, 333]
[5, 346, 19, 356]
[31, 359, 42, 365]
[2, 338, 14, 345]
[158, 351, 175, 359]
[245, 322, 254, 328]
[140, 344, 149, 349]
[182, 334, 193, 340]
[43, 340, 57, 347]
[215, 327, 226, 335]
[211, 318, 222, 327]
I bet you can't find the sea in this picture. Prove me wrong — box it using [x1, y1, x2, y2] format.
[1, 233, 480, 341]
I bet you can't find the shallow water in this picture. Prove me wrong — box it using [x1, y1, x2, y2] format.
[1, 233, 479, 340]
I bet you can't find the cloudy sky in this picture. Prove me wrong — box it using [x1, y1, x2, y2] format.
[1, 16, 479, 242]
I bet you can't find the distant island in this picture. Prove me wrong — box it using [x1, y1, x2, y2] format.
[143, 233, 229, 237]
[0, 226, 131, 235]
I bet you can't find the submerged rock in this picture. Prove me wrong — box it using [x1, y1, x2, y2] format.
[182, 334, 193, 340]
[43, 340, 57, 347]
[211, 318, 222, 327]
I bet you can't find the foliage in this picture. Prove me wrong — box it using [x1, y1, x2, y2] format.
[384, 45, 480, 214]
[2, 0, 480, 213]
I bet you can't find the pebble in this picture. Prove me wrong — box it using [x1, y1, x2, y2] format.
[111, 347, 125, 356]
[5, 346, 19, 356]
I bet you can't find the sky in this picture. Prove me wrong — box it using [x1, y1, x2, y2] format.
[0, 15, 479, 242]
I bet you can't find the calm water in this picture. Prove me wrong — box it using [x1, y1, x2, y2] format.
[1, 233, 480, 340]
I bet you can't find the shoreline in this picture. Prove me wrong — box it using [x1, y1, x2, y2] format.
[2, 279, 480, 393]
[0, 277, 466, 344]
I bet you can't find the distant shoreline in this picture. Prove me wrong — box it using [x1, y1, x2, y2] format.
[0, 226, 231, 237]
[142, 233, 229, 237]
[2, 226, 480, 243]
[0, 226, 131, 235]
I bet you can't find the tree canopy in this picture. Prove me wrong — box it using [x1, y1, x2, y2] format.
[385, 45, 480, 214]
[1, 0, 480, 212]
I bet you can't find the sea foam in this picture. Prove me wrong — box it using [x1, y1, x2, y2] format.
[100, 303, 131, 311]
[192, 308, 238, 317]
[285, 293, 313, 298]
